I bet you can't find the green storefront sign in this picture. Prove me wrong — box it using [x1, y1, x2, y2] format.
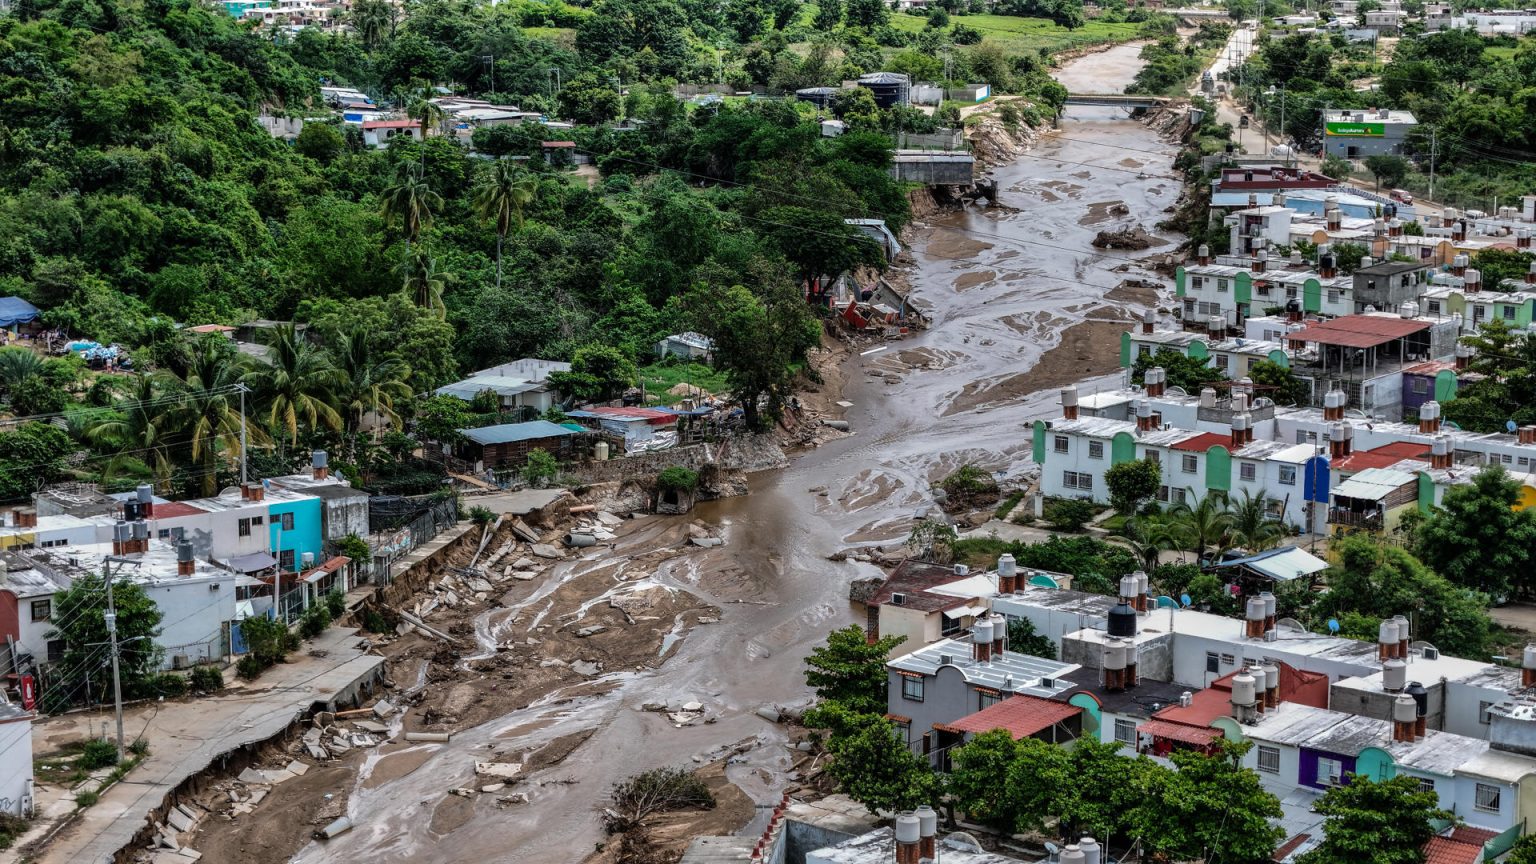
[1325, 121, 1385, 136]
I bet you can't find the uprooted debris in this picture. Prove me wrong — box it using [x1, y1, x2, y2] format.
[1092, 225, 1157, 249]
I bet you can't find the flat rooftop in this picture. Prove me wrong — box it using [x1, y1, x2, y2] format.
[889, 637, 1081, 698]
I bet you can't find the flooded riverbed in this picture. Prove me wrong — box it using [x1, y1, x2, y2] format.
[294, 42, 1182, 864]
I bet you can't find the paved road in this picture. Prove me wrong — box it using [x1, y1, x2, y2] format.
[20, 627, 383, 864]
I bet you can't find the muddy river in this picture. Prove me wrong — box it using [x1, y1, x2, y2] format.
[292, 41, 1183, 864]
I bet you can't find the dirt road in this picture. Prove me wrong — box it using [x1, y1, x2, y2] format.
[289, 43, 1182, 864]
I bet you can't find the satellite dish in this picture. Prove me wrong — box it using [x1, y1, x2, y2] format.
[1180, 593, 1193, 608]
[1508, 420, 1519, 433]
[1327, 618, 1341, 634]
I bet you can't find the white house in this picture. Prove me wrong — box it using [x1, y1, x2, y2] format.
[0, 695, 34, 817]
[362, 119, 422, 148]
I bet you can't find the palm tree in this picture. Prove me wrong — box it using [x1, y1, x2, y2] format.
[244, 325, 345, 448]
[1168, 490, 1235, 564]
[1114, 514, 1178, 573]
[379, 162, 442, 253]
[407, 94, 446, 142]
[1226, 488, 1286, 553]
[0, 346, 43, 394]
[333, 327, 411, 436]
[82, 374, 177, 489]
[350, 0, 393, 49]
[474, 160, 539, 288]
[395, 248, 452, 316]
[168, 338, 256, 497]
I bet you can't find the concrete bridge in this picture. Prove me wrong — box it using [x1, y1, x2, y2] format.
[1063, 93, 1172, 108]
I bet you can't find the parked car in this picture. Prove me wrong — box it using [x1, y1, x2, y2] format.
[1390, 188, 1413, 204]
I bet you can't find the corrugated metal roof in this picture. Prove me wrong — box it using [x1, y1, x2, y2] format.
[1287, 314, 1431, 349]
[940, 695, 1081, 739]
[460, 420, 575, 446]
[1210, 547, 1328, 582]
[888, 637, 1080, 697]
[1332, 467, 1416, 500]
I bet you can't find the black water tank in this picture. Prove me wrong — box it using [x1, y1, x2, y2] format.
[795, 87, 838, 108]
[857, 72, 911, 109]
[1407, 681, 1428, 716]
[1107, 603, 1138, 639]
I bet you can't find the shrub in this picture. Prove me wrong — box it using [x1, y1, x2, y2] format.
[0, 812, 28, 851]
[468, 505, 495, 525]
[189, 665, 225, 693]
[128, 738, 150, 757]
[1044, 498, 1099, 532]
[605, 767, 716, 832]
[282, 630, 302, 653]
[74, 790, 100, 808]
[361, 608, 394, 634]
[524, 448, 559, 487]
[324, 589, 347, 620]
[79, 739, 120, 770]
[299, 604, 332, 640]
[241, 615, 292, 666]
[236, 655, 266, 680]
[656, 466, 699, 492]
[151, 673, 188, 698]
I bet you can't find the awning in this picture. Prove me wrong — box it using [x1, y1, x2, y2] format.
[301, 555, 351, 584]
[1210, 547, 1328, 582]
[227, 551, 278, 573]
[943, 604, 988, 620]
[234, 574, 267, 588]
[1139, 719, 1222, 746]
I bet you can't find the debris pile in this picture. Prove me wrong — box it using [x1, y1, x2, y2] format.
[134, 802, 208, 863]
[1091, 225, 1157, 249]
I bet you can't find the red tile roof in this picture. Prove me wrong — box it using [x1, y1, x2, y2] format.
[589, 406, 677, 425]
[1404, 359, 1457, 376]
[1171, 432, 1234, 452]
[1286, 315, 1431, 350]
[1153, 661, 1331, 730]
[1423, 836, 1483, 864]
[1333, 441, 1430, 473]
[867, 561, 978, 612]
[362, 120, 419, 130]
[937, 695, 1081, 740]
[1139, 718, 1222, 745]
[1448, 826, 1498, 847]
[152, 501, 206, 519]
[1272, 834, 1312, 862]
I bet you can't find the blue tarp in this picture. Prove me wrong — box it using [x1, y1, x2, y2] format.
[0, 297, 40, 328]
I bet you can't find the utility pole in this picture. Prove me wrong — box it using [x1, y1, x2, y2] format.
[483, 55, 495, 97]
[1428, 127, 1437, 202]
[238, 383, 248, 486]
[102, 556, 141, 762]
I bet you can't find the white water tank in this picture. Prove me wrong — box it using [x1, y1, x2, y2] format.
[1231, 671, 1257, 707]
[1393, 693, 1418, 724]
[1102, 639, 1128, 671]
[1383, 659, 1407, 691]
[973, 619, 994, 645]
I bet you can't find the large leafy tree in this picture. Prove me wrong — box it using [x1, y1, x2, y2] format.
[333, 327, 412, 436]
[49, 574, 164, 708]
[1105, 458, 1161, 515]
[950, 731, 1068, 832]
[686, 282, 819, 432]
[1138, 742, 1284, 864]
[759, 206, 886, 303]
[1301, 775, 1448, 864]
[1131, 348, 1224, 393]
[547, 344, 637, 403]
[0, 422, 73, 501]
[1414, 464, 1536, 599]
[823, 712, 939, 815]
[168, 338, 259, 497]
[803, 625, 905, 715]
[1323, 535, 1491, 658]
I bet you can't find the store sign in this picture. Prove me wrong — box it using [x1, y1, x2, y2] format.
[1325, 121, 1386, 136]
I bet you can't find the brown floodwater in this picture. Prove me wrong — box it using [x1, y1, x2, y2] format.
[292, 42, 1183, 864]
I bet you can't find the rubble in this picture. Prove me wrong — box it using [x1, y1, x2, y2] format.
[475, 762, 523, 780]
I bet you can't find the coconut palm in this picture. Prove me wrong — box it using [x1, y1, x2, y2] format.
[1168, 490, 1235, 564]
[407, 93, 446, 141]
[379, 162, 442, 253]
[333, 327, 411, 435]
[474, 160, 539, 288]
[1225, 488, 1287, 552]
[1114, 514, 1179, 573]
[82, 373, 178, 489]
[395, 248, 452, 316]
[350, 0, 394, 49]
[168, 338, 257, 497]
[244, 325, 345, 448]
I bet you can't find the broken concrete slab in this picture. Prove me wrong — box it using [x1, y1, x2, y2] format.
[480, 783, 505, 793]
[158, 830, 180, 850]
[236, 768, 267, 785]
[509, 519, 540, 543]
[175, 850, 203, 861]
[497, 792, 530, 807]
[597, 511, 623, 526]
[575, 625, 607, 638]
[175, 803, 202, 822]
[285, 760, 309, 777]
[681, 701, 704, 712]
[373, 699, 396, 718]
[571, 660, 599, 676]
[511, 570, 539, 581]
[512, 556, 536, 569]
[530, 543, 563, 560]
[307, 743, 329, 760]
[247, 789, 269, 806]
[354, 720, 390, 734]
[166, 810, 195, 833]
[474, 762, 523, 780]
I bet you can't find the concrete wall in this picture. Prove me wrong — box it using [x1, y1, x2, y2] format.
[785, 821, 858, 864]
[267, 498, 324, 569]
[880, 606, 944, 656]
[888, 663, 984, 752]
[0, 715, 33, 816]
[319, 495, 370, 543]
[570, 435, 788, 485]
[142, 575, 237, 667]
[1, 589, 54, 667]
[890, 154, 974, 184]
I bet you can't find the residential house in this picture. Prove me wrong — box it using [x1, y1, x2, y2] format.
[655, 332, 715, 362]
[886, 630, 1081, 764]
[1058, 676, 1192, 750]
[1352, 259, 1436, 314]
[858, 561, 991, 656]
[362, 120, 422, 148]
[456, 420, 578, 471]
[565, 407, 678, 448]
[0, 555, 71, 676]
[0, 695, 33, 817]
[928, 693, 1083, 767]
[435, 358, 571, 416]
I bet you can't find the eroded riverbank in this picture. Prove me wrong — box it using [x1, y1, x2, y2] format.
[280, 43, 1184, 864]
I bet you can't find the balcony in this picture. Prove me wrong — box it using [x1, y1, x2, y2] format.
[1327, 508, 1383, 530]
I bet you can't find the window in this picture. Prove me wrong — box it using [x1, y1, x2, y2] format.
[1257, 746, 1280, 773]
[1217, 279, 1229, 294]
[1327, 289, 1341, 305]
[1417, 777, 1436, 794]
[1054, 435, 1069, 454]
[252, 515, 263, 527]
[902, 676, 925, 702]
[1215, 354, 1230, 371]
[157, 529, 171, 539]
[1318, 757, 1344, 786]
[1206, 651, 1220, 673]
[1171, 487, 1187, 504]
[279, 512, 294, 531]
[1503, 305, 1516, 321]
[1182, 454, 1198, 474]
[1157, 485, 1170, 502]
[1221, 653, 1236, 666]
[1278, 465, 1297, 486]
[1480, 701, 1494, 725]
[979, 690, 1002, 710]
[238, 518, 253, 538]
[1139, 344, 1153, 357]
[1427, 300, 1442, 314]
[1184, 298, 1196, 315]
[1476, 783, 1502, 813]
[941, 615, 962, 637]
[1063, 471, 1094, 491]
[1089, 441, 1104, 460]
[1114, 719, 1137, 746]
[1191, 276, 1204, 290]
[47, 639, 65, 663]
[1266, 498, 1285, 518]
[1474, 306, 1486, 322]
[30, 599, 51, 621]
[1521, 457, 1531, 468]
[1144, 449, 1160, 464]
[1239, 462, 1257, 482]
[1410, 378, 1429, 396]
[279, 549, 295, 571]
[40, 538, 67, 548]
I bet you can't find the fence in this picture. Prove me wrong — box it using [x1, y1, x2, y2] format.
[366, 496, 459, 585]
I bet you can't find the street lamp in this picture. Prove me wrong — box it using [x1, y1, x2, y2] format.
[1267, 84, 1288, 166]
